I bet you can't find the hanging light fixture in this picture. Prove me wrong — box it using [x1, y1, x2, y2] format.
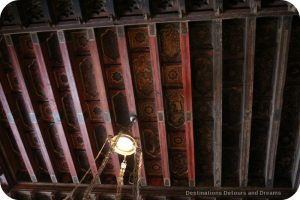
[64, 115, 142, 200]
[112, 132, 137, 156]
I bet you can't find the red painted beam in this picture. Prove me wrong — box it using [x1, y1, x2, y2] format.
[56, 30, 98, 176]
[4, 35, 57, 183]
[86, 28, 121, 178]
[30, 32, 79, 183]
[179, 22, 195, 187]
[116, 26, 147, 186]
[148, 24, 171, 187]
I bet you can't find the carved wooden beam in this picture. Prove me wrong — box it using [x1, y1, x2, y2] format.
[56, 30, 98, 177]
[239, 17, 256, 187]
[12, 182, 296, 198]
[148, 23, 171, 187]
[4, 35, 57, 183]
[212, 19, 223, 187]
[30, 32, 79, 183]
[179, 22, 195, 187]
[0, 82, 34, 183]
[86, 28, 121, 179]
[0, 9, 296, 34]
[265, 16, 293, 187]
[116, 26, 147, 186]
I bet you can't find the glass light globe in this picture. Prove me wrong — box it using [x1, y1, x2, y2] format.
[112, 134, 137, 156]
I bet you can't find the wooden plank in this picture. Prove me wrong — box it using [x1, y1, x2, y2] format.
[11, 182, 296, 199]
[30, 32, 79, 183]
[0, 138, 16, 188]
[0, 83, 37, 182]
[179, 22, 195, 187]
[4, 35, 57, 183]
[148, 24, 171, 187]
[265, 16, 292, 187]
[178, 0, 186, 18]
[86, 28, 121, 179]
[292, 116, 300, 189]
[213, 0, 223, 15]
[239, 17, 256, 187]
[116, 26, 147, 186]
[250, 0, 261, 14]
[56, 30, 98, 177]
[0, 9, 296, 35]
[212, 19, 223, 187]
[106, 0, 116, 20]
[142, 0, 150, 19]
[72, 0, 83, 21]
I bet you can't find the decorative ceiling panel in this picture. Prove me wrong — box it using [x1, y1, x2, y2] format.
[0, 1, 299, 199]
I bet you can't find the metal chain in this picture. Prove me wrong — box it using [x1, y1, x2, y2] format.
[133, 147, 143, 200]
[82, 133, 122, 200]
[63, 138, 109, 200]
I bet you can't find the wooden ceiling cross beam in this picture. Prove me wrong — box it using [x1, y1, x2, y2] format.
[148, 23, 171, 187]
[0, 82, 35, 183]
[3, 35, 57, 183]
[30, 32, 79, 183]
[239, 17, 256, 187]
[56, 30, 98, 177]
[116, 25, 147, 186]
[265, 16, 293, 187]
[179, 22, 195, 187]
[212, 19, 223, 187]
[11, 182, 297, 198]
[86, 28, 121, 179]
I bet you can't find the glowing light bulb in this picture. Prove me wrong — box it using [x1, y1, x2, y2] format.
[112, 134, 137, 156]
[116, 137, 134, 152]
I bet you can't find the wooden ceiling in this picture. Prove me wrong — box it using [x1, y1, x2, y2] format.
[0, 0, 300, 199]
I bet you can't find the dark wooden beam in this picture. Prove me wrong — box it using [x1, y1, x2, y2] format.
[106, 0, 116, 20]
[265, 16, 293, 187]
[0, 139, 16, 189]
[179, 22, 195, 187]
[41, 0, 53, 25]
[12, 182, 296, 199]
[86, 28, 121, 179]
[178, 0, 186, 18]
[56, 30, 98, 177]
[142, 0, 151, 19]
[116, 26, 147, 186]
[148, 24, 171, 187]
[239, 17, 256, 187]
[30, 32, 79, 183]
[4, 35, 57, 183]
[292, 117, 300, 189]
[72, 0, 83, 21]
[0, 8, 296, 35]
[250, 0, 261, 14]
[213, 0, 223, 16]
[0, 83, 32, 183]
[212, 19, 223, 187]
